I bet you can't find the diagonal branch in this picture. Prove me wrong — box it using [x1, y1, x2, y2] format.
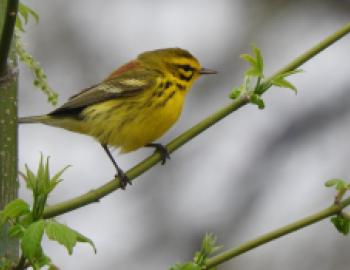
[43, 22, 350, 219]
[204, 196, 350, 269]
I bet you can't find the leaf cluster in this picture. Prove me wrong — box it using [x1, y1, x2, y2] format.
[169, 234, 221, 270]
[230, 44, 302, 109]
[0, 155, 95, 269]
[325, 178, 350, 235]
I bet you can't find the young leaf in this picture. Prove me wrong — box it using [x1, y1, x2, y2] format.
[17, 3, 39, 26]
[331, 216, 350, 235]
[76, 231, 97, 254]
[32, 254, 51, 270]
[48, 165, 70, 194]
[21, 220, 46, 264]
[0, 199, 30, 224]
[325, 178, 348, 191]
[169, 262, 201, 270]
[229, 87, 242, 99]
[45, 221, 77, 255]
[253, 45, 263, 77]
[15, 18, 25, 32]
[271, 77, 297, 94]
[240, 54, 256, 66]
[45, 220, 96, 255]
[8, 224, 26, 238]
[240, 45, 264, 78]
[20, 3, 39, 23]
[270, 69, 303, 94]
[250, 94, 265, 109]
[169, 234, 219, 270]
[194, 233, 221, 266]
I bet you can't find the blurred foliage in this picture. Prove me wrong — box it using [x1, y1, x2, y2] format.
[15, 2, 58, 105]
[0, 155, 95, 269]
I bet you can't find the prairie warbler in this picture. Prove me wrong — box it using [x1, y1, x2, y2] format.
[19, 48, 216, 188]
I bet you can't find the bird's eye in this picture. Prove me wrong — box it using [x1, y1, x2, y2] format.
[182, 65, 192, 72]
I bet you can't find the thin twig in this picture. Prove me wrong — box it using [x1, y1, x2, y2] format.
[204, 196, 350, 269]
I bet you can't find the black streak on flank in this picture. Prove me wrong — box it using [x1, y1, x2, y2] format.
[157, 91, 176, 108]
[165, 81, 172, 89]
[176, 83, 186, 91]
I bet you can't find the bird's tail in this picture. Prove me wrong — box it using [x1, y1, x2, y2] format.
[18, 115, 50, 124]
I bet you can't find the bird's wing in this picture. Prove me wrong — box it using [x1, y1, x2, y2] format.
[49, 64, 159, 117]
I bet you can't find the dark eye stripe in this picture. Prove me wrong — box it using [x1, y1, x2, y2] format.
[175, 64, 194, 71]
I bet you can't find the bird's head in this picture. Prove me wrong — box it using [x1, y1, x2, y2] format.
[138, 48, 216, 86]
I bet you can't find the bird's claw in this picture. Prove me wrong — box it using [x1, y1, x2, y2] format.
[115, 168, 132, 190]
[147, 143, 170, 165]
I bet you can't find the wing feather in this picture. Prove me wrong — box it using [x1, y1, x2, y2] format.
[49, 68, 159, 116]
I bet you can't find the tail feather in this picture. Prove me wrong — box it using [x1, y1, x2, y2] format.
[18, 115, 49, 124]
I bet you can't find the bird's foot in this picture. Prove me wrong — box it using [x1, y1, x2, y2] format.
[115, 167, 132, 190]
[146, 143, 170, 165]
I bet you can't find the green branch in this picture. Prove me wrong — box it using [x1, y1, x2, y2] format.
[0, 0, 18, 75]
[43, 22, 350, 219]
[204, 196, 350, 269]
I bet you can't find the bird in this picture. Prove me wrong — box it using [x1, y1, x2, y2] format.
[19, 48, 217, 189]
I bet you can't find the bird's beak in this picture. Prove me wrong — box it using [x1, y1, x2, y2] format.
[199, 68, 217, 75]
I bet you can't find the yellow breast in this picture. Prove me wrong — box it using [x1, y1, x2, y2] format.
[81, 79, 188, 153]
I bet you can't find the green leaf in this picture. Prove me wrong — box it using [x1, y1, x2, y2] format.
[20, 164, 36, 191]
[16, 17, 25, 32]
[8, 224, 26, 238]
[21, 220, 46, 264]
[48, 165, 70, 194]
[325, 179, 339, 187]
[45, 221, 76, 255]
[229, 87, 241, 99]
[169, 234, 219, 270]
[245, 67, 261, 77]
[280, 69, 303, 77]
[325, 178, 348, 191]
[20, 154, 68, 209]
[48, 264, 60, 270]
[240, 45, 264, 78]
[240, 54, 256, 66]
[18, 3, 39, 24]
[270, 69, 303, 94]
[331, 216, 350, 235]
[32, 254, 51, 270]
[271, 77, 297, 94]
[250, 94, 265, 109]
[0, 199, 30, 224]
[194, 233, 221, 266]
[45, 220, 96, 255]
[76, 231, 97, 253]
[253, 45, 263, 76]
[169, 262, 201, 270]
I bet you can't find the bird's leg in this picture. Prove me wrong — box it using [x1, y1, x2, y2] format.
[146, 143, 170, 165]
[101, 144, 131, 189]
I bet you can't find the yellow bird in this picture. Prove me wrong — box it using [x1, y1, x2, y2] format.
[19, 48, 216, 188]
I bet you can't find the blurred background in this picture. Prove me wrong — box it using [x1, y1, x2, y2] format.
[18, 0, 350, 269]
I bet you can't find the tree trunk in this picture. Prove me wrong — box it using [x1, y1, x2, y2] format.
[0, 0, 19, 261]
